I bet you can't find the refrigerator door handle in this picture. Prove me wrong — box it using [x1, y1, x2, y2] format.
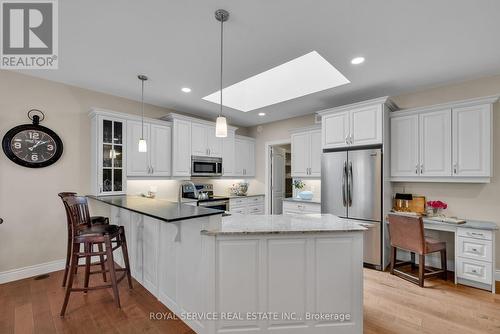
[348, 161, 353, 207]
[342, 161, 347, 207]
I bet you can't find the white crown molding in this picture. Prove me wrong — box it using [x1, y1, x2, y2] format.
[161, 112, 239, 131]
[235, 134, 256, 141]
[390, 94, 500, 116]
[316, 96, 397, 116]
[88, 108, 172, 127]
[289, 124, 321, 134]
[0, 259, 65, 284]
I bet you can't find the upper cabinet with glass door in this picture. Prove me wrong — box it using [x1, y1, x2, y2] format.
[90, 110, 127, 196]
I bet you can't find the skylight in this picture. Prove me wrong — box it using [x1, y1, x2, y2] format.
[202, 51, 350, 112]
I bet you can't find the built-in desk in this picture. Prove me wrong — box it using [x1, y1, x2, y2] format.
[386, 217, 497, 293]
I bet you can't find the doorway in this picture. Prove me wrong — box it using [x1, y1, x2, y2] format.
[267, 143, 292, 214]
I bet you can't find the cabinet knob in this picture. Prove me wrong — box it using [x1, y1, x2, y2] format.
[453, 164, 457, 174]
[0, 218, 3, 224]
[415, 165, 418, 174]
[420, 164, 424, 174]
[345, 134, 349, 144]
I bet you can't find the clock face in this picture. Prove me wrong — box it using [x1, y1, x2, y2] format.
[11, 129, 58, 164]
[2, 124, 63, 168]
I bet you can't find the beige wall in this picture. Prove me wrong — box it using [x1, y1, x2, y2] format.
[0, 71, 177, 272]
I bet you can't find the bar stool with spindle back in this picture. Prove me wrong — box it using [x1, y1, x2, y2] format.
[60, 195, 133, 316]
[58, 192, 109, 287]
[387, 213, 447, 287]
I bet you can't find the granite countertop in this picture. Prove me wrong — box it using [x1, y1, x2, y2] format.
[422, 218, 498, 231]
[201, 214, 367, 236]
[223, 194, 265, 199]
[283, 197, 321, 204]
[386, 213, 498, 231]
[87, 195, 223, 223]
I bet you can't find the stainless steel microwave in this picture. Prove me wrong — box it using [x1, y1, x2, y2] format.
[191, 156, 223, 177]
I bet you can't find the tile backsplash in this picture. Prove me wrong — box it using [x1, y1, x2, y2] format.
[292, 178, 321, 200]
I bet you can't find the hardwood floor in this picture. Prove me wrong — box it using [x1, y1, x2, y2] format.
[1, 266, 499, 333]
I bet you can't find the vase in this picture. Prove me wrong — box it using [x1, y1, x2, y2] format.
[430, 208, 442, 217]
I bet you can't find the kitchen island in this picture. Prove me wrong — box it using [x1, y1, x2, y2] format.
[88, 196, 366, 334]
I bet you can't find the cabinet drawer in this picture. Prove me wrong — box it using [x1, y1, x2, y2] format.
[283, 201, 321, 214]
[457, 228, 492, 241]
[247, 204, 264, 215]
[457, 236, 492, 262]
[457, 257, 492, 285]
[247, 196, 264, 204]
[230, 198, 248, 207]
[230, 207, 247, 215]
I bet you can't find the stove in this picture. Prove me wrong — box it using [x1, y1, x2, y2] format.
[182, 183, 229, 211]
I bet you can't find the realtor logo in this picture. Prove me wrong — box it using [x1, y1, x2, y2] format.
[1, 0, 58, 69]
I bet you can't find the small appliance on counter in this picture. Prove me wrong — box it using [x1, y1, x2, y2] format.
[182, 183, 229, 211]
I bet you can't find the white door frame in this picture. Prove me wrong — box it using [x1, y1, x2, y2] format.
[264, 139, 291, 214]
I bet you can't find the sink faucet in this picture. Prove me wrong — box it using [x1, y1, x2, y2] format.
[178, 180, 198, 203]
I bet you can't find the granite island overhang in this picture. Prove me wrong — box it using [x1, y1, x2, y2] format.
[87, 196, 366, 334]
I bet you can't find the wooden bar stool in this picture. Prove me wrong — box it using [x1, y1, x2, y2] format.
[60, 196, 133, 317]
[58, 192, 109, 287]
[387, 214, 447, 287]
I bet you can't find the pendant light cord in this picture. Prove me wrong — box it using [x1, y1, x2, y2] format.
[219, 15, 224, 117]
[141, 79, 144, 139]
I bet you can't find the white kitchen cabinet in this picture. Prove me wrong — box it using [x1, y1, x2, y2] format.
[150, 124, 172, 176]
[321, 111, 350, 149]
[456, 227, 495, 291]
[229, 196, 264, 215]
[115, 210, 159, 296]
[90, 112, 126, 196]
[127, 121, 150, 176]
[142, 216, 160, 296]
[390, 115, 419, 177]
[390, 96, 497, 182]
[235, 136, 256, 177]
[283, 200, 321, 215]
[310, 130, 322, 176]
[191, 122, 222, 157]
[419, 109, 452, 176]
[319, 98, 391, 149]
[291, 126, 321, 177]
[350, 105, 383, 146]
[452, 104, 491, 177]
[191, 122, 208, 156]
[222, 130, 236, 176]
[172, 118, 192, 176]
[127, 121, 171, 177]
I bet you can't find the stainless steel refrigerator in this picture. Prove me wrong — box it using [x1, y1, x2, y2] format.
[321, 147, 382, 269]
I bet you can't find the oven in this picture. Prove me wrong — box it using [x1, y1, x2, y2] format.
[198, 199, 229, 211]
[191, 156, 223, 177]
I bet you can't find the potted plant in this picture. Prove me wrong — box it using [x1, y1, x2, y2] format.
[427, 200, 448, 216]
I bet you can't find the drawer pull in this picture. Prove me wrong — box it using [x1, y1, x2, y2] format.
[471, 269, 477, 274]
[472, 248, 478, 252]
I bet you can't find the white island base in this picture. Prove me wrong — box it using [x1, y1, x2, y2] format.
[109, 207, 364, 334]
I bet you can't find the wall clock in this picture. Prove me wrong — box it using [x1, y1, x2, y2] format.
[2, 109, 63, 168]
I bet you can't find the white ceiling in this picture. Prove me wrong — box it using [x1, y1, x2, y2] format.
[21, 0, 500, 127]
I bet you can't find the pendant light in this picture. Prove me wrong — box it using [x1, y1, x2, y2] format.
[215, 9, 229, 138]
[138, 74, 148, 152]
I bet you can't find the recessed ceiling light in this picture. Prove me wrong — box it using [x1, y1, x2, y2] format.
[351, 57, 365, 65]
[202, 51, 350, 112]
[258, 112, 266, 116]
[181, 87, 192, 93]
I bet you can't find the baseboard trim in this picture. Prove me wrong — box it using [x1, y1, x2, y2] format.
[0, 259, 65, 284]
